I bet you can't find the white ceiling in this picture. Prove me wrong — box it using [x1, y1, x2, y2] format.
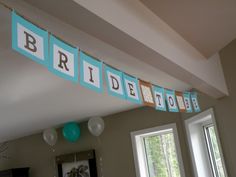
[0, 1, 191, 142]
[0, 5, 136, 142]
[1, 0, 233, 142]
[22, 0, 231, 98]
[140, 0, 236, 58]
[1, 0, 234, 142]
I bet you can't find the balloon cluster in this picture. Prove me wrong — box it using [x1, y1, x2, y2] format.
[43, 117, 105, 146]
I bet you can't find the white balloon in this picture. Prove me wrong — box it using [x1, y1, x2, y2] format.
[43, 128, 58, 146]
[88, 117, 105, 136]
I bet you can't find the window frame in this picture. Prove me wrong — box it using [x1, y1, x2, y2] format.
[185, 108, 228, 177]
[203, 124, 219, 177]
[131, 123, 186, 177]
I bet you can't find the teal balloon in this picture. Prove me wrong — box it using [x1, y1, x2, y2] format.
[63, 122, 81, 142]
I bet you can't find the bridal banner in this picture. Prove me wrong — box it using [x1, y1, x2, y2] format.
[49, 35, 79, 83]
[153, 86, 167, 111]
[165, 89, 179, 112]
[183, 92, 193, 113]
[12, 11, 49, 66]
[11, 10, 200, 113]
[80, 51, 103, 93]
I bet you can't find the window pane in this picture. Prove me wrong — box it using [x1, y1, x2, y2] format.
[144, 135, 168, 177]
[162, 133, 181, 177]
[207, 126, 226, 177]
[144, 132, 181, 177]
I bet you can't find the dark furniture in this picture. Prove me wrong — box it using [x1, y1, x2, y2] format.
[0, 168, 29, 177]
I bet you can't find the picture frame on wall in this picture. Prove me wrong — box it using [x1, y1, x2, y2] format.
[56, 150, 97, 177]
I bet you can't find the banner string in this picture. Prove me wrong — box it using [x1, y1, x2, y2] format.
[0, 1, 13, 11]
[50, 33, 78, 49]
[0, 1, 190, 94]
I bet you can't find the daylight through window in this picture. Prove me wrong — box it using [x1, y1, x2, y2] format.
[185, 108, 228, 177]
[204, 124, 226, 177]
[131, 124, 185, 177]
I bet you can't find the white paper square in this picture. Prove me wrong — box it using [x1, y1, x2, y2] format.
[124, 79, 139, 100]
[166, 94, 177, 109]
[83, 60, 100, 88]
[192, 98, 199, 110]
[184, 97, 191, 110]
[17, 23, 44, 60]
[154, 91, 165, 108]
[107, 71, 123, 95]
[176, 95, 186, 110]
[141, 85, 154, 103]
[53, 44, 75, 77]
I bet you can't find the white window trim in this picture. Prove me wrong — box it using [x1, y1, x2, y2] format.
[185, 108, 228, 177]
[131, 123, 186, 177]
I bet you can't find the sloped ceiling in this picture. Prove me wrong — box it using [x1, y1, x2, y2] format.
[0, 1, 191, 142]
[140, 0, 236, 58]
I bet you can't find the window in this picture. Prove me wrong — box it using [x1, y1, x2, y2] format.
[131, 124, 185, 177]
[185, 108, 228, 177]
[204, 124, 226, 177]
